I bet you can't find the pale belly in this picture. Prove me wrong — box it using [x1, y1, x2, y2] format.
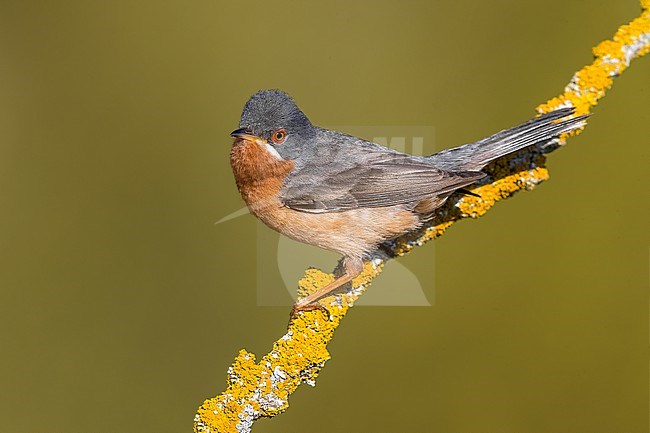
[250, 198, 420, 259]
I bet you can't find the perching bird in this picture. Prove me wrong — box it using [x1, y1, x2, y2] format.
[229, 90, 586, 315]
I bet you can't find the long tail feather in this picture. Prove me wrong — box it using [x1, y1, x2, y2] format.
[429, 108, 588, 171]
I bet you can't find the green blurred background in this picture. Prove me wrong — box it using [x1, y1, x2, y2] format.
[0, 1, 648, 432]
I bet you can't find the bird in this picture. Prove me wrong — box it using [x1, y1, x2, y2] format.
[229, 89, 587, 315]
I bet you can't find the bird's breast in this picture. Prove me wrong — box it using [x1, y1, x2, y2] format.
[230, 138, 294, 214]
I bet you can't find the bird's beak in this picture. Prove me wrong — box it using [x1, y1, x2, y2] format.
[230, 128, 258, 140]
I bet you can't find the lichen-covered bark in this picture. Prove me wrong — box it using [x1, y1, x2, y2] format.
[195, 3, 650, 432]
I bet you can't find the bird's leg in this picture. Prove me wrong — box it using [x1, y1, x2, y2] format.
[291, 256, 364, 318]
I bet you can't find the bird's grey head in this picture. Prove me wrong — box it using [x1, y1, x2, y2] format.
[232, 90, 314, 160]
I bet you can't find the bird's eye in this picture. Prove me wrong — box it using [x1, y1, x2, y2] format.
[271, 129, 287, 144]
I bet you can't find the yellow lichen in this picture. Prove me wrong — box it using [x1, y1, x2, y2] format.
[537, 4, 650, 116]
[195, 3, 650, 431]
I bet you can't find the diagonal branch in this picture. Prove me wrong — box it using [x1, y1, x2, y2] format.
[195, 3, 650, 432]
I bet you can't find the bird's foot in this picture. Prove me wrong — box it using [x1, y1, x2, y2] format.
[289, 301, 331, 323]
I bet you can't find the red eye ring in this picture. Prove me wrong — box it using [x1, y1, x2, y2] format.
[271, 129, 287, 144]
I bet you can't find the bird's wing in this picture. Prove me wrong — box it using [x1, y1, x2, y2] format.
[279, 154, 485, 213]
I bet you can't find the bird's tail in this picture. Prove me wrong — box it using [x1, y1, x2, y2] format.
[429, 107, 588, 172]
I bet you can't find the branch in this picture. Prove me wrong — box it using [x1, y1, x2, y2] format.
[195, 3, 650, 432]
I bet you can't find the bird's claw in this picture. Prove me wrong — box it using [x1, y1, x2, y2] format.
[289, 302, 331, 323]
